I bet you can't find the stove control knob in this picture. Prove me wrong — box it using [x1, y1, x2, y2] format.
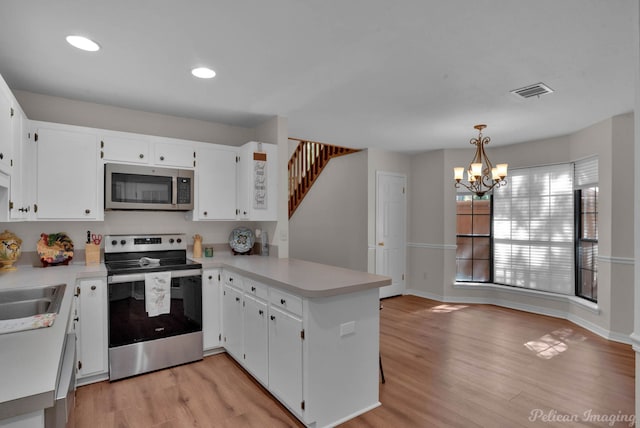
[120, 239, 126, 246]
[111, 240, 117, 246]
[176, 238, 182, 243]
[169, 238, 175, 244]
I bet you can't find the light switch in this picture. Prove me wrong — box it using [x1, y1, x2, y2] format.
[340, 321, 356, 337]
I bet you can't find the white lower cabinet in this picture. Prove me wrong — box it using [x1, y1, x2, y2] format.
[222, 283, 243, 360]
[221, 271, 304, 419]
[75, 277, 108, 380]
[202, 269, 222, 351]
[242, 294, 268, 386]
[267, 305, 303, 416]
[221, 269, 380, 428]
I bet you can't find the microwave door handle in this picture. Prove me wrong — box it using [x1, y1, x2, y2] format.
[172, 175, 178, 207]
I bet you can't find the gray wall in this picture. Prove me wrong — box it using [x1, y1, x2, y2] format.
[407, 113, 635, 340]
[289, 151, 368, 271]
[366, 148, 411, 273]
[14, 90, 256, 146]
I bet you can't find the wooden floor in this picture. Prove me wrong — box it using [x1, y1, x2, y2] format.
[72, 296, 635, 427]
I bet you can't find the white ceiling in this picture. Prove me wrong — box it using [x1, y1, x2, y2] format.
[0, 1, 636, 153]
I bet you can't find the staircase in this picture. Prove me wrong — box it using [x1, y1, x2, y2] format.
[288, 138, 361, 218]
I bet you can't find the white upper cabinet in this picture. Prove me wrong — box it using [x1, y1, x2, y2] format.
[0, 76, 15, 174]
[9, 103, 30, 220]
[34, 123, 103, 220]
[238, 141, 278, 221]
[154, 140, 196, 168]
[192, 143, 238, 220]
[100, 135, 150, 164]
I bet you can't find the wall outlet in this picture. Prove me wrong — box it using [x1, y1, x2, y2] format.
[340, 321, 356, 337]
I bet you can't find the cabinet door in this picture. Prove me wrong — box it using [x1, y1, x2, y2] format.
[19, 128, 37, 219]
[100, 136, 150, 164]
[243, 294, 268, 385]
[194, 145, 237, 220]
[9, 107, 25, 220]
[268, 305, 303, 416]
[155, 141, 195, 168]
[0, 81, 13, 173]
[36, 126, 101, 220]
[77, 278, 108, 378]
[238, 141, 278, 221]
[202, 269, 222, 350]
[222, 284, 243, 360]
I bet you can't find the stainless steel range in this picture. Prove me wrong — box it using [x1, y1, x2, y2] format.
[105, 233, 203, 381]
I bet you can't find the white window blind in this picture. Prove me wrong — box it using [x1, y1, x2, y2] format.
[574, 156, 598, 188]
[493, 163, 574, 294]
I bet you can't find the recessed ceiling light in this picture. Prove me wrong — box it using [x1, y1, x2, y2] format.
[191, 67, 216, 79]
[66, 35, 100, 52]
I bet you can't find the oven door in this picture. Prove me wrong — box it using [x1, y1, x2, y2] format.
[108, 269, 202, 348]
[108, 268, 203, 380]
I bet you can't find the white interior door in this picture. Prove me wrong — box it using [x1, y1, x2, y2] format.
[376, 172, 406, 298]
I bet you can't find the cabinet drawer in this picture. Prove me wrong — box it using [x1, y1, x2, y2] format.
[243, 278, 268, 301]
[222, 270, 243, 288]
[269, 288, 302, 317]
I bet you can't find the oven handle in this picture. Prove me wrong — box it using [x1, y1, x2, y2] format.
[108, 268, 202, 284]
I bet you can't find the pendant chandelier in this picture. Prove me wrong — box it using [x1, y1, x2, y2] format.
[454, 124, 508, 197]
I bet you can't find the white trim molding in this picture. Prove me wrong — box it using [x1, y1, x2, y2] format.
[407, 242, 457, 250]
[597, 255, 635, 265]
[406, 285, 633, 346]
[629, 333, 640, 352]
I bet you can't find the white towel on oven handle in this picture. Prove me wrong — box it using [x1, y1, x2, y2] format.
[145, 271, 171, 317]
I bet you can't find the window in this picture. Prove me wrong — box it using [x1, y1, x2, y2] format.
[454, 158, 598, 302]
[455, 194, 492, 282]
[574, 157, 599, 302]
[576, 187, 598, 301]
[492, 164, 574, 294]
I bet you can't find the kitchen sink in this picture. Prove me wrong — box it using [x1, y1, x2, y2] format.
[0, 284, 66, 320]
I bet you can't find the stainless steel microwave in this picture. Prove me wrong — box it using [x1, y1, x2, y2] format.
[105, 163, 194, 211]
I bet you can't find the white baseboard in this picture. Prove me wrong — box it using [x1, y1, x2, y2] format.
[405, 288, 632, 345]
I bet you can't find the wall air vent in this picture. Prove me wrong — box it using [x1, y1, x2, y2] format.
[510, 82, 554, 99]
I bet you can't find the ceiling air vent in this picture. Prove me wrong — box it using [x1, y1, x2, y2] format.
[510, 82, 554, 99]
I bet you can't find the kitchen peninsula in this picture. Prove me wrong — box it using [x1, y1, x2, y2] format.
[0, 255, 390, 428]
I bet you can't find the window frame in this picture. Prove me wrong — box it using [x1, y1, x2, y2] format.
[455, 193, 493, 283]
[575, 187, 598, 302]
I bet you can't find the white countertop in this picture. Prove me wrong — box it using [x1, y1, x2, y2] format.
[0, 262, 106, 419]
[195, 255, 391, 298]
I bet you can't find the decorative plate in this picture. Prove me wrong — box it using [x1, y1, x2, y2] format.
[229, 227, 255, 254]
[37, 233, 74, 267]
